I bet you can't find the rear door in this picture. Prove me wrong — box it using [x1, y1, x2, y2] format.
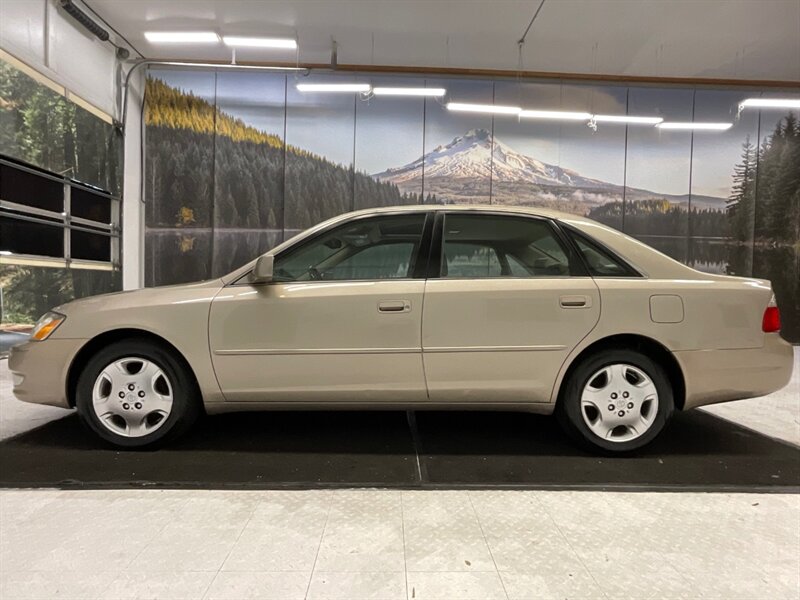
[421, 212, 601, 404]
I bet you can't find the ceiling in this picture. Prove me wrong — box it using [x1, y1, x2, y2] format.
[87, 0, 800, 82]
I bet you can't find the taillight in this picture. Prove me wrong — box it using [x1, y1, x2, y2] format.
[762, 306, 781, 333]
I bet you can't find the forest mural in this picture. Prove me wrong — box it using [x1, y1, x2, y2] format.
[0, 59, 122, 325]
[144, 69, 799, 341]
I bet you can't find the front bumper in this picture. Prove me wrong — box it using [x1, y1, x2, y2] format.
[7, 338, 86, 409]
[675, 333, 795, 410]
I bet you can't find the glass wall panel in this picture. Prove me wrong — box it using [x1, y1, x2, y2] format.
[751, 92, 800, 342]
[624, 87, 694, 262]
[212, 71, 286, 277]
[284, 73, 360, 234]
[143, 69, 216, 285]
[355, 76, 426, 209]
[422, 78, 494, 204]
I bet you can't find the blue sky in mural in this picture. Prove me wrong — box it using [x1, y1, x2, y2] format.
[215, 71, 285, 137]
[354, 75, 426, 178]
[285, 73, 363, 167]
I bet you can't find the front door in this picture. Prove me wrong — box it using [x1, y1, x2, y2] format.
[209, 212, 430, 403]
[422, 212, 601, 404]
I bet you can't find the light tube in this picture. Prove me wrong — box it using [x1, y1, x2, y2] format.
[519, 110, 592, 121]
[144, 31, 219, 43]
[739, 98, 800, 110]
[446, 102, 521, 115]
[592, 114, 663, 125]
[222, 36, 297, 49]
[372, 87, 446, 97]
[657, 122, 733, 131]
[296, 83, 371, 93]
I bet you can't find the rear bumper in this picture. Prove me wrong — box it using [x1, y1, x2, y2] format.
[675, 334, 794, 410]
[7, 338, 86, 409]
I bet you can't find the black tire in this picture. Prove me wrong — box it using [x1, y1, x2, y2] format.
[556, 348, 674, 453]
[75, 338, 200, 448]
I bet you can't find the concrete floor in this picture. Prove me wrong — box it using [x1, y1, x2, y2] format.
[0, 350, 798, 599]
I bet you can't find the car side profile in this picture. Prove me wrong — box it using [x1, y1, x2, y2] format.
[9, 205, 794, 452]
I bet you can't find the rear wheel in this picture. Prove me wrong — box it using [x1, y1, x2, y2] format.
[556, 349, 674, 453]
[76, 339, 200, 448]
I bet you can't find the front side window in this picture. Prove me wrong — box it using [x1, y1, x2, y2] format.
[441, 214, 571, 278]
[273, 213, 426, 282]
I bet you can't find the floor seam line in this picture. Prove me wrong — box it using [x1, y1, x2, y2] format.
[406, 410, 427, 484]
[400, 491, 410, 600]
[95, 494, 193, 598]
[532, 491, 611, 600]
[467, 491, 510, 600]
[303, 490, 334, 600]
[204, 496, 260, 598]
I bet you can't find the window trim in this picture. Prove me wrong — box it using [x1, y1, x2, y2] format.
[557, 222, 644, 278]
[434, 211, 589, 280]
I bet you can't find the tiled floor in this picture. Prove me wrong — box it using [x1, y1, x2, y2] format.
[0, 349, 798, 599]
[1, 488, 798, 600]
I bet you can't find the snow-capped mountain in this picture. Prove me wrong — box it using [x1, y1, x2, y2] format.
[373, 128, 725, 210]
[374, 128, 618, 191]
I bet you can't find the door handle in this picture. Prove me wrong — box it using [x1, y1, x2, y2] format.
[378, 300, 411, 313]
[559, 295, 590, 308]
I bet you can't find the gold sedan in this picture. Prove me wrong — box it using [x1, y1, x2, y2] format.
[9, 206, 794, 452]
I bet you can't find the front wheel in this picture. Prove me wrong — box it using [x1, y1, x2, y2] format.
[76, 339, 200, 448]
[556, 349, 674, 453]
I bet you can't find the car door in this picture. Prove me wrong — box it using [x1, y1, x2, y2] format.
[209, 212, 431, 403]
[422, 212, 601, 404]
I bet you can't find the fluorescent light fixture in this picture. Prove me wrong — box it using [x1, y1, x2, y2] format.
[222, 36, 297, 49]
[519, 110, 592, 121]
[739, 98, 800, 109]
[144, 31, 219, 43]
[592, 114, 663, 125]
[296, 83, 371, 93]
[372, 87, 446, 97]
[657, 122, 733, 131]
[446, 102, 521, 115]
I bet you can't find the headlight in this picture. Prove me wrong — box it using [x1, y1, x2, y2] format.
[30, 312, 66, 341]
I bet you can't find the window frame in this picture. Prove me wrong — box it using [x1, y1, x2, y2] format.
[433, 211, 589, 280]
[237, 211, 435, 286]
[0, 155, 120, 272]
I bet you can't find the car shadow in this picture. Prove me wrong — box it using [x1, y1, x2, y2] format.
[0, 409, 797, 491]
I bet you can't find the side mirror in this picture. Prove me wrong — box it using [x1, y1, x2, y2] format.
[250, 254, 274, 283]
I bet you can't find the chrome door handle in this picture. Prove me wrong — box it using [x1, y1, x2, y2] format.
[559, 295, 590, 308]
[378, 300, 411, 313]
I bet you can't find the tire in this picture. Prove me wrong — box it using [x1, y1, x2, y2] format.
[76, 338, 200, 448]
[556, 348, 674, 453]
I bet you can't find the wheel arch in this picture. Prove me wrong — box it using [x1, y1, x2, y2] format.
[554, 334, 686, 410]
[66, 328, 203, 409]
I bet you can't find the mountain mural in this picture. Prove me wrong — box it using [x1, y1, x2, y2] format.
[374, 128, 726, 213]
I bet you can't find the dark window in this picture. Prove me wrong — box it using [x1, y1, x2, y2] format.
[568, 230, 639, 277]
[274, 213, 426, 282]
[71, 187, 112, 223]
[441, 214, 571, 278]
[0, 216, 64, 257]
[71, 229, 111, 262]
[0, 163, 63, 213]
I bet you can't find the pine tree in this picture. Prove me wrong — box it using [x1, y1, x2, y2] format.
[727, 136, 757, 242]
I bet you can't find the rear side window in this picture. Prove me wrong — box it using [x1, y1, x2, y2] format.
[568, 230, 639, 277]
[441, 214, 571, 278]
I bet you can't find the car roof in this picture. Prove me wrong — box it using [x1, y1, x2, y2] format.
[340, 203, 592, 223]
